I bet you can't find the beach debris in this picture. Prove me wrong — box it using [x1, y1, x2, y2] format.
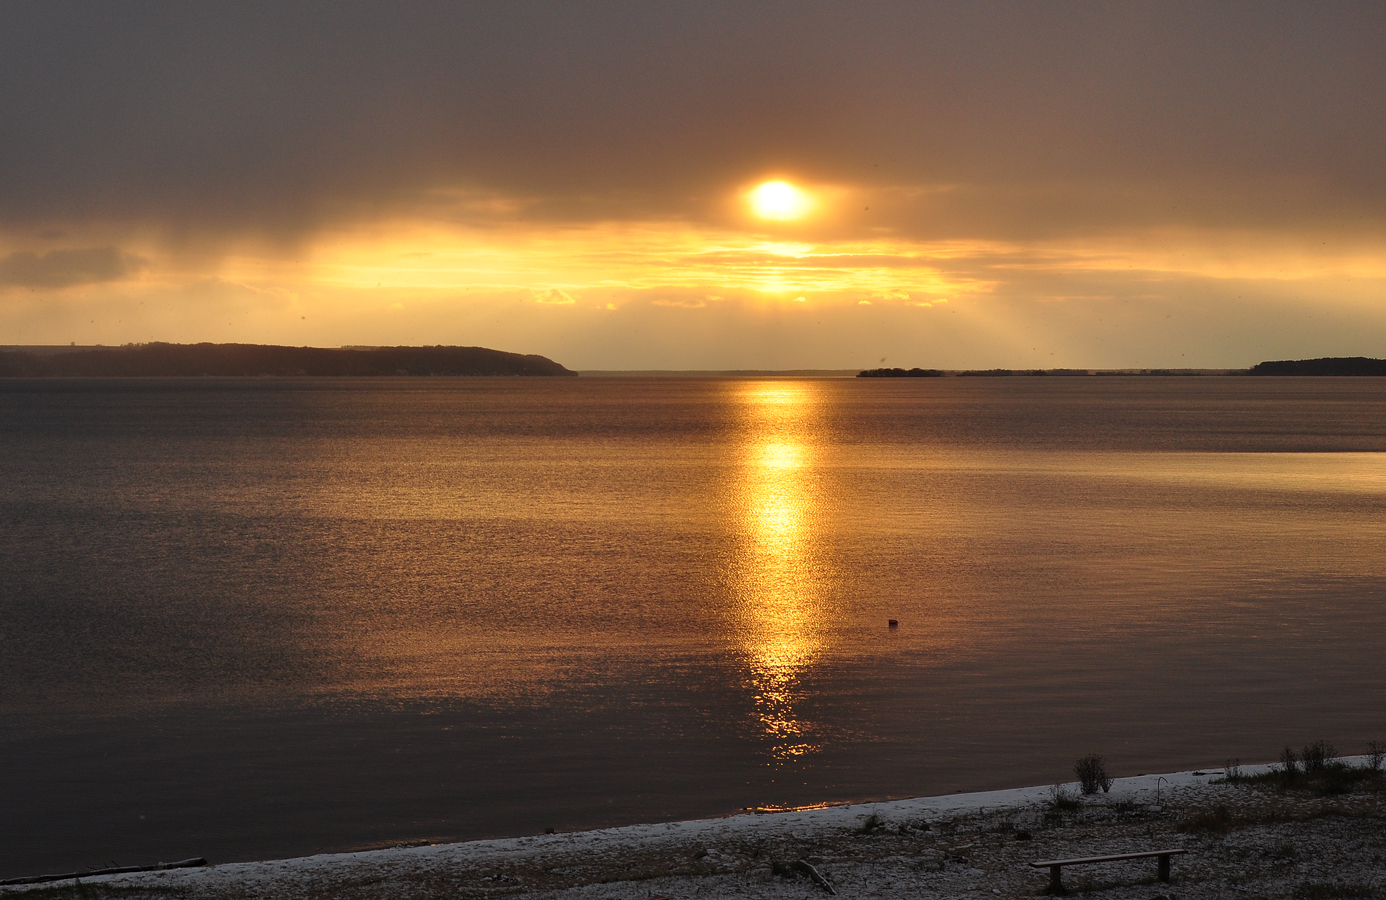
[795, 858, 837, 894]
[888, 619, 898, 628]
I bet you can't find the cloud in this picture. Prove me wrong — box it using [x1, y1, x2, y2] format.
[1, 4, 1384, 244]
[0, 247, 145, 289]
[651, 297, 706, 308]
[531, 288, 575, 305]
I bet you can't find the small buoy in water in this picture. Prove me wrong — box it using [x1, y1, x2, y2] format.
[888, 619, 898, 628]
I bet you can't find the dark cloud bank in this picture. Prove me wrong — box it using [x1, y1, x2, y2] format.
[0, 246, 143, 288]
[2, 2, 1384, 241]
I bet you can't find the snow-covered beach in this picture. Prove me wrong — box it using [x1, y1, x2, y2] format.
[9, 760, 1384, 899]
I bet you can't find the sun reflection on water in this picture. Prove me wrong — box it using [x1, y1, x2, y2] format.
[731, 382, 830, 761]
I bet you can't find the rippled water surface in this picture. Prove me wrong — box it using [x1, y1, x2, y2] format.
[3, 376, 1385, 875]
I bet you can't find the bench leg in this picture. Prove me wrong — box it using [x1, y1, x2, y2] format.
[1049, 864, 1064, 893]
[1158, 854, 1170, 882]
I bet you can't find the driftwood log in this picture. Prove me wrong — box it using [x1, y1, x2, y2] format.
[794, 858, 837, 894]
[0, 856, 207, 886]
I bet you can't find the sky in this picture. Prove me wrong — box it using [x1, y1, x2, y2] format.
[2, 2, 1384, 370]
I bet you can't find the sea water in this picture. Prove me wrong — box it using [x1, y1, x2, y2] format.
[2, 376, 1385, 875]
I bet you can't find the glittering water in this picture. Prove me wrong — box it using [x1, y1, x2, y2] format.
[3, 376, 1385, 875]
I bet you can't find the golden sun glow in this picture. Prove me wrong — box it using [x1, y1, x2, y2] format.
[279, 219, 992, 303]
[164, 208, 1386, 341]
[748, 180, 814, 221]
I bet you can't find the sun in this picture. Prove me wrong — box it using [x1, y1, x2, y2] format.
[748, 180, 813, 221]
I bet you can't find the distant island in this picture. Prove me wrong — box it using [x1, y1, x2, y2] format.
[857, 367, 944, 377]
[0, 343, 577, 377]
[860, 357, 1386, 377]
[1248, 357, 1386, 376]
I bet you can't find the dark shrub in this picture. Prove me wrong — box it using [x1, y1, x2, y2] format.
[1047, 784, 1082, 815]
[1280, 746, 1300, 781]
[1302, 740, 1335, 773]
[854, 813, 884, 835]
[1074, 754, 1113, 794]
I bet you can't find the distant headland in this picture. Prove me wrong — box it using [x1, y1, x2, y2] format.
[860, 357, 1386, 377]
[0, 343, 577, 377]
[1247, 357, 1386, 376]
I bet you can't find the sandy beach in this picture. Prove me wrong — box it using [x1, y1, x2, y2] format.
[8, 760, 1383, 899]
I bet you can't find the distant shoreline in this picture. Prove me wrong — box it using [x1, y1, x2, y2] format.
[0, 343, 576, 377]
[858, 357, 1386, 377]
[3, 346, 1384, 378]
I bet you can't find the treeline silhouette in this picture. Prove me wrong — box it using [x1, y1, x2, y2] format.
[857, 367, 944, 377]
[1249, 357, 1386, 376]
[0, 343, 577, 377]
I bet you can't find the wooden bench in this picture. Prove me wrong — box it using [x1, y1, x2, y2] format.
[1030, 848, 1187, 893]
